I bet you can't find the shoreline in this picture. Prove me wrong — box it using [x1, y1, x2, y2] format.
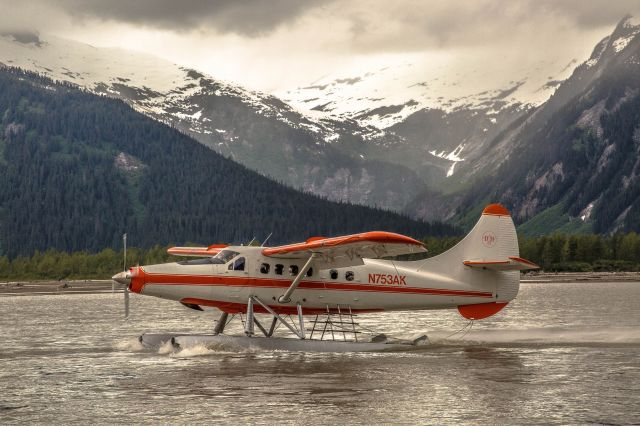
[1, 272, 639, 296]
[0, 279, 115, 296]
[521, 271, 640, 283]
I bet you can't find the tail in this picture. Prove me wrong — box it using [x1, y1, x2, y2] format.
[421, 204, 539, 320]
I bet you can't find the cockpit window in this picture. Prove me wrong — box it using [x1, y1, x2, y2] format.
[211, 249, 239, 264]
[232, 257, 245, 271]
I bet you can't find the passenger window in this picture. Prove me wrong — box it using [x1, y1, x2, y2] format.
[345, 271, 354, 281]
[275, 264, 284, 275]
[260, 263, 270, 274]
[306, 267, 313, 277]
[233, 257, 245, 271]
[330, 269, 338, 280]
[289, 265, 299, 276]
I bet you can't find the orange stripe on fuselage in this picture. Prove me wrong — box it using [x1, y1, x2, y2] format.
[140, 269, 494, 298]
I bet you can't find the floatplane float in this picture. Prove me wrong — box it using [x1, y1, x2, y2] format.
[112, 204, 538, 352]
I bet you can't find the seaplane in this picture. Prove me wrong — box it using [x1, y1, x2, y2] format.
[112, 204, 539, 352]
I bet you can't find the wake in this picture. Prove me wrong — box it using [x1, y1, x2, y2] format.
[430, 326, 640, 347]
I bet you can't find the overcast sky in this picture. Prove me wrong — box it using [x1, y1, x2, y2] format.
[2, 0, 639, 92]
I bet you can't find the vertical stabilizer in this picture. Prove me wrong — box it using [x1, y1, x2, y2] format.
[418, 204, 538, 319]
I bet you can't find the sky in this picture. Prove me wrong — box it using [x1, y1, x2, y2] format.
[2, 0, 640, 92]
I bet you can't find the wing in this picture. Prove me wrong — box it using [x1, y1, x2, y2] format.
[262, 231, 427, 269]
[167, 244, 228, 257]
[463, 256, 540, 271]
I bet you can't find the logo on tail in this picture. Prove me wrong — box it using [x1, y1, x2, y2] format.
[481, 231, 497, 248]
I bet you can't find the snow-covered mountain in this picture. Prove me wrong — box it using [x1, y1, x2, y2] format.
[279, 47, 579, 131]
[0, 32, 337, 143]
[408, 15, 640, 232]
[272, 40, 596, 185]
[0, 32, 428, 211]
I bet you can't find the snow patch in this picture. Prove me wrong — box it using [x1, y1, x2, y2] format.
[585, 58, 599, 68]
[623, 15, 640, 28]
[580, 202, 594, 221]
[428, 144, 466, 177]
[613, 35, 636, 53]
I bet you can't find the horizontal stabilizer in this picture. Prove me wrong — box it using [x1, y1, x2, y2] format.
[463, 256, 539, 271]
[167, 244, 228, 257]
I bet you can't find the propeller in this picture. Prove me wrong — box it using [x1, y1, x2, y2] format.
[111, 233, 131, 319]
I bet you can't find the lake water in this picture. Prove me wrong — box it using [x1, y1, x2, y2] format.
[1, 282, 639, 424]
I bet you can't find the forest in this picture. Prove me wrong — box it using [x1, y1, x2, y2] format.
[2, 232, 640, 281]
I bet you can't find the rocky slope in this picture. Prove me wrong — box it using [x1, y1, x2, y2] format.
[422, 16, 640, 234]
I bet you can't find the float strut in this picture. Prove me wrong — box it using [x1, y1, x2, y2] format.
[252, 296, 304, 339]
[245, 297, 255, 336]
[267, 316, 278, 337]
[213, 312, 229, 335]
[297, 303, 306, 339]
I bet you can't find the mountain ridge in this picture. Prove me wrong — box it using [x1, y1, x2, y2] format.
[445, 16, 640, 234]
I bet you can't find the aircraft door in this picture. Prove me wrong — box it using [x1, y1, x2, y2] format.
[224, 256, 248, 300]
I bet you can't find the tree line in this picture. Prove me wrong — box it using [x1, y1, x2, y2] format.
[519, 232, 640, 272]
[425, 233, 640, 272]
[3, 232, 639, 281]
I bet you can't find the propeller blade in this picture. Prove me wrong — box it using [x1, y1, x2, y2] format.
[124, 286, 130, 319]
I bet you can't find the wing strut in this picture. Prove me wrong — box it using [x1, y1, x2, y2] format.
[278, 253, 317, 303]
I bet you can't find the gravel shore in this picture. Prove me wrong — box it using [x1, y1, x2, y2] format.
[0, 280, 116, 296]
[522, 271, 640, 283]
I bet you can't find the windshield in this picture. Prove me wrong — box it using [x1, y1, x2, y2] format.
[211, 249, 239, 264]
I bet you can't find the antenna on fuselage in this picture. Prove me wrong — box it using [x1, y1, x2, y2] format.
[261, 232, 273, 247]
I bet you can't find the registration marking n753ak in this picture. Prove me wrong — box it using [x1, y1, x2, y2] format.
[368, 274, 406, 285]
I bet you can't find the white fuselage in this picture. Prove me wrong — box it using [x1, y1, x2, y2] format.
[130, 246, 509, 314]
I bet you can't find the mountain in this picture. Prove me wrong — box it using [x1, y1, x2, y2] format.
[0, 33, 426, 212]
[279, 44, 582, 182]
[0, 67, 456, 258]
[279, 48, 576, 129]
[0, 30, 583, 214]
[4, 17, 638, 234]
[432, 15, 640, 234]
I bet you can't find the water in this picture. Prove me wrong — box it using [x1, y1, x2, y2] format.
[1, 282, 639, 424]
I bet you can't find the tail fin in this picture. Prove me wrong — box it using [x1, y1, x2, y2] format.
[420, 204, 538, 320]
[458, 204, 536, 270]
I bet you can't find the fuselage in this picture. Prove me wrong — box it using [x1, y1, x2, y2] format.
[128, 246, 508, 315]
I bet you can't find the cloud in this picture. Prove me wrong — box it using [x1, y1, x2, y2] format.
[324, 0, 640, 53]
[2, 0, 639, 48]
[0, 0, 329, 37]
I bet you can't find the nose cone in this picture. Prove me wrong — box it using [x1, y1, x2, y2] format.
[112, 271, 131, 285]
